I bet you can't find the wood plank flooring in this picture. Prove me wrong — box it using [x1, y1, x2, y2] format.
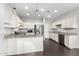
[11, 39, 79, 56]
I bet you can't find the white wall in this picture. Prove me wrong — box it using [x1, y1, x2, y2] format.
[21, 18, 43, 28]
[0, 4, 5, 35]
[0, 4, 6, 55]
[1, 3, 23, 34]
[21, 17, 43, 23]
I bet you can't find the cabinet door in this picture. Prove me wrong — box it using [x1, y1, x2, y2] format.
[65, 35, 69, 48]
[62, 18, 75, 28]
[49, 33, 53, 39]
[24, 38, 36, 53]
[54, 33, 58, 42]
[62, 19, 66, 28]
[49, 33, 58, 42]
[7, 38, 17, 55]
[17, 38, 24, 54]
[65, 19, 73, 28]
[24, 37, 43, 53]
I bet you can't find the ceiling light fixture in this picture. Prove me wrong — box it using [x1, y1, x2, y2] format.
[35, 9, 38, 15]
[9, 0, 16, 18]
[46, 9, 50, 13]
[25, 6, 29, 10]
[35, 3, 39, 16]
[54, 10, 58, 13]
[38, 15, 40, 16]
[26, 13, 30, 16]
[41, 8, 44, 11]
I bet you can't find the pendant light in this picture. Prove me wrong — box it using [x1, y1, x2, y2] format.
[12, 0, 16, 15]
[34, 3, 39, 15]
[4, 1, 16, 27]
[9, 0, 16, 19]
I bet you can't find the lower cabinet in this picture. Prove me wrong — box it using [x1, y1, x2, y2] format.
[7, 37, 43, 55]
[49, 33, 78, 49]
[49, 33, 58, 42]
[0, 37, 43, 56]
[7, 38, 17, 55]
[65, 35, 77, 49]
[17, 38, 24, 54]
[49, 33, 66, 47]
[23, 37, 43, 53]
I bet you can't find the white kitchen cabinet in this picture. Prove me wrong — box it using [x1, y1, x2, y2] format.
[62, 17, 77, 28]
[2, 37, 43, 55]
[52, 17, 77, 29]
[49, 33, 58, 43]
[49, 33, 54, 39]
[54, 33, 58, 42]
[66, 35, 77, 49]
[49, 32, 78, 49]
[7, 38, 17, 55]
[62, 18, 72, 28]
[64, 35, 69, 48]
[24, 37, 43, 53]
[17, 38, 24, 54]
[64, 35, 78, 49]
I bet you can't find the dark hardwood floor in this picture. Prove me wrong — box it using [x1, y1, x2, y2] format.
[11, 39, 79, 56]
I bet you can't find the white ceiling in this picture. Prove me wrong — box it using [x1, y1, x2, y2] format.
[9, 3, 79, 22]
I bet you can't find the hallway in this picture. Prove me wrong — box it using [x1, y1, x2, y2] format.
[11, 39, 79, 56]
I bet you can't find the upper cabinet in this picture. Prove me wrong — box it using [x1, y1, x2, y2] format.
[51, 17, 78, 29]
[62, 17, 77, 28]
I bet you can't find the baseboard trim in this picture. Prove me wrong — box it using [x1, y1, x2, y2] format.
[9, 51, 43, 56]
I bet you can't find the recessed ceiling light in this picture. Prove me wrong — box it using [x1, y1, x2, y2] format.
[26, 13, 30, 16]
[41, 8, 44, 11]
[25, 6, 29, 10]
[38, 15, 40, 16]
[48, 15, 51, 18]
[54, 10, 58, 13]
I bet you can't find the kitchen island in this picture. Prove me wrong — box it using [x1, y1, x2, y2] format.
[0, 29, 44, 55]
[0, 36, 43, 56]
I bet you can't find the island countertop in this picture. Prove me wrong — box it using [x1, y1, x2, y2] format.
[49, 29, 78, 35]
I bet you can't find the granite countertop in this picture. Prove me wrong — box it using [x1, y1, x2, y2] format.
[4, 33, 43, 39]
[49, 30, 78, 35]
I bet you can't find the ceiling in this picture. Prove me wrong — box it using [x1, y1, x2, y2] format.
[9, 3, 79, 22]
